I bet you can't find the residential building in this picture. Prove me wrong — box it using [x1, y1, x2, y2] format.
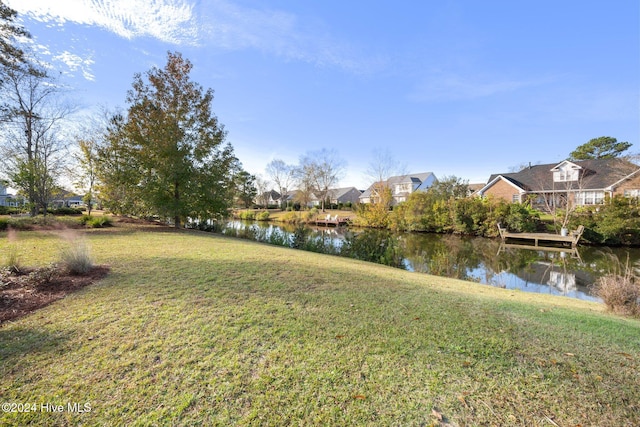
[476, 158, 640, 210]
[310, 187, 362, 207]
[359, 172, 437, 205]
[0, 183, 24, 207]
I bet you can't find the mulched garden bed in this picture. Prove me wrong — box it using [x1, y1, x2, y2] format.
[0, 265, 110, 324]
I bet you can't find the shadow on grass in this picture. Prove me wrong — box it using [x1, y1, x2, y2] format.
[0, 326, 73, 366]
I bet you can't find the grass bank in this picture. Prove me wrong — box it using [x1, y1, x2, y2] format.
[1, 223, 638, 426]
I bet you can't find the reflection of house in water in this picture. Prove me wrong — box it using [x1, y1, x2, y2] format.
[515, 261, 593, 296]
[549, 270, 576, 294]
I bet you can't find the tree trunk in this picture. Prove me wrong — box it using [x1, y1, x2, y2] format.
[174, 180, 181, 228]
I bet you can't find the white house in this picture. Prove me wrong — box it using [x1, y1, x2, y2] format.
[359, 172, 437, 205]
[0, 183, 24, 207]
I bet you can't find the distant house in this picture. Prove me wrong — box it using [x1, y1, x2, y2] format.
[466, 183, 486, 197]
[476, 158, 640, 210]
[0, 183, 25, 207]
[256, 190, 281, 207]
[66, 195, 85, 208]
[310, 187, 362, 207]
[359, 172, 437, 205]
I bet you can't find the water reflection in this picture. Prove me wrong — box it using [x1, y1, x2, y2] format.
[219, 221, 639, 301]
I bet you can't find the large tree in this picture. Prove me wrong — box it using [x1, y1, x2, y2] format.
[105, 52, 237, 227]
[430, 175, 469, 199]
[0, 62, 72, 215]
[72, 117, 105, 216]
[359, 148, 405, 227]
[569, 136, 631, 160]
[234, 170, 257, 208]
[299, 148, 345, 212]
[265, 159, 295, 210]
[254, 175, 271, 208]
[96, 112, 149, 216]
[0, 0, 29, 79]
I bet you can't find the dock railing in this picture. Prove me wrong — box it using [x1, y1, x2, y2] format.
[497, 223, 584, 249]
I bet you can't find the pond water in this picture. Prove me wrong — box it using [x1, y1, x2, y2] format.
[218, 221, 640, 302]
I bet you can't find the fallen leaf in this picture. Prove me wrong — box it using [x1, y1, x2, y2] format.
[616, 352, 633, 360]
[457, 395, 468, 407]
[353, 395, 366, 400]
[462, 361, 472, 367]
[335, 335, 345, 339]
[565, 352, 575, 357]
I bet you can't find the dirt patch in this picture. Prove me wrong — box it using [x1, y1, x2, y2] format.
[0, 265, 110, 325]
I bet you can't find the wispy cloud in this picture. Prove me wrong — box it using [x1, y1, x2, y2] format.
[7, 0, 382, 74]
[195, 0, 378, 72]
[52, 51, 96, 81]
[7, 0, 197, 45]
[408, 72, 544, 103]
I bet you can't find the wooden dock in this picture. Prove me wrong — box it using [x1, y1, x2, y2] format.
[314, 215, 350, 227]
[497, 224, 584, 249]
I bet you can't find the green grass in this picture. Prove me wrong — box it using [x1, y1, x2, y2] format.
[1, 223, 639, 426]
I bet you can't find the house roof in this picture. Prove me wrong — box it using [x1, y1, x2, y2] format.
[482, 158, 640, 194]
[326, 187, 360, 199]
[360, 172, 436, 199]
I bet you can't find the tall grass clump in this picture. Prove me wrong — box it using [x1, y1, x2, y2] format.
[58, 231, 94, 275]
[592, 256, 640, 318]
[3, 229, 21, 273]
[80, 215, 113, 228]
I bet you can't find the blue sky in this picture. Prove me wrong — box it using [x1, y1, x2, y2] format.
[7, 0, 639, 189]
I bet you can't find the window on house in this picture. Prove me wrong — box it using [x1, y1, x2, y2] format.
[553, 169, 579, 182]
[512, 194, 520, 203]
[576, 191, 604, 205]
[395, 183, 412, 194]
[624, 189, 640, 198]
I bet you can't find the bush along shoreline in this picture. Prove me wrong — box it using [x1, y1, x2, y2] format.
[355, 193, 640, 247]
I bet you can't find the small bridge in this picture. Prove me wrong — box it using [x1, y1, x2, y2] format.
[497, 223, 584, 249]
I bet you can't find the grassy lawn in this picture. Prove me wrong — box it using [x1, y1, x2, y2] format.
[1, 223, 639, 426]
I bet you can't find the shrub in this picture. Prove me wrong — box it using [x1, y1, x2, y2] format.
[84, 216, 112, 228]
[239, 210, 256, 220]
[256, 211, 270, 221]
[593, 274, 640, 318]
[291, 225, 309, 249]
[0, 218, 8, 231]
[60, 239, 93, 275]
[592, 259, 639, 318]
[281, 211, 302, 224]
[28, 263, 59, 287]
[50, 207, 83, 215]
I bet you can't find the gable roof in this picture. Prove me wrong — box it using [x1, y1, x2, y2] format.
[326, 187, 360, 199]
[482, 158, 640, 194]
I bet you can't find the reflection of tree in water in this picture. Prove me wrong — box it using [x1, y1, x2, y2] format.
[402, 234, 489, 280]
[341, 229, 405, 269]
